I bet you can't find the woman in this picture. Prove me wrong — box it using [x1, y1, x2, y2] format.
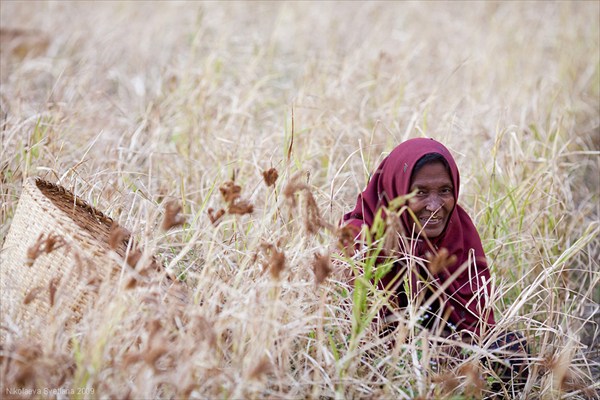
[343, 137, 494, 335]
[342, 138, 527, 388]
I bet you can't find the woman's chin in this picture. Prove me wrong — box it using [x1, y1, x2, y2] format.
[423, 226, 444, 238]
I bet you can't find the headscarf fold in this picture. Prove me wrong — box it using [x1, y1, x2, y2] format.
[342, 138, 495, 333]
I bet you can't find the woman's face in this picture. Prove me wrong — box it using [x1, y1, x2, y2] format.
[408, 161, 455, 238]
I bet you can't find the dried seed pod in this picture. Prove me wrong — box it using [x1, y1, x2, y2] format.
[249, 356, 273, 380]
[108, 223, 130, 250]
[126, 248, 143, 268]
[122, 352, 143, 368]
[25, 234, 45, 266]
[44, 234, 64, 253]
[338, 225, 359, 251]
[143, 343, 168, 372]
[432, 371, 460, 395]
[268, 249, 285, 280]
[125, 277, 138, 290]
[282, 172, 309, 208]
[305, 191, 322, 235]
[219, 181, 242, 204]
[48, 276, 60, 307]
[383, 213, 404, 255]
[262, 168, 279, 187]
[208, 207, 226, 225]
[458, 362, 485, 399]
[23, 286, 44, 304]
[162, 200, 186, 231]
[259, 242, 286, 280]
[425, 248, 457, 275]
[228, 200, 253, 215]
[312, 252, 332, 287]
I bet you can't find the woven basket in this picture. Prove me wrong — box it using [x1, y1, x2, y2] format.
[0, 178, 129, 341]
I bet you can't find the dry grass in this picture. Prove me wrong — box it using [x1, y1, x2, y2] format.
[1, 1, 599, 399]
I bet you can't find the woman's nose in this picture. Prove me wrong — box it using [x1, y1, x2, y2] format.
[425, 195, 443, 211]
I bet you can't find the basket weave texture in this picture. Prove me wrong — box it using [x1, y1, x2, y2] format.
[0, 178, 127, 340]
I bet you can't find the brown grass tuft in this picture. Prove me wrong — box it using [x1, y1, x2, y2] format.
[43, 234, 64, 253]
[125, 277, 138, 290]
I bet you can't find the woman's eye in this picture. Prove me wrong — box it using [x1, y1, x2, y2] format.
[441, 187, 453, 194]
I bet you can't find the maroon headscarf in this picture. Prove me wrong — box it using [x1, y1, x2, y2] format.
[342, 138, 495, 334]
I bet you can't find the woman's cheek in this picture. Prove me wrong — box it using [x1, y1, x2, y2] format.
[408, 198, 423, 214]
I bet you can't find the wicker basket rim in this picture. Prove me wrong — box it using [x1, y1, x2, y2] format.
[24, 177, 129, 256]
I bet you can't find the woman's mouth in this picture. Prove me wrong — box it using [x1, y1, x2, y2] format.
[420, 216, 444, 226]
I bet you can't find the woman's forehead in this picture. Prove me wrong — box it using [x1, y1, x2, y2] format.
[410, 162, 453, 186]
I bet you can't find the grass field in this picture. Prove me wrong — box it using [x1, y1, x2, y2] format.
[1, 1, 599, 399]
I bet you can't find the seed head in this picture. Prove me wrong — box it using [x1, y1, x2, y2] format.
[312, 252, 332, 287]
[48, 276, 60, 307]
[262, 168, 279, 187]
[125, 277, 138, 290]
[162, 200, 186, 231]
[249, 356, 273, 380]
[143, 344, 168, 371]
[383, 213, 404, 254]
[25, 234, 45, 266]
[219, 181, 242, 204]
[44, 234, 64, 253]
[426, 248, 457, 275]
[108, 223, 130, 250]
[208, 207, 225, 225]
[228, 200, 253, 215]
[260, 243, 286, 280]
[458, 362, 485, 398]
[126, 248, 143, 268]
[268, 250, 286, 280]
[23, 286, 44, 304]
[25, 233, 64, 266]
[304, 191, 322, 235]
[282, 172, 309, 208]
[338, 225, 359, 254]
[432, 372, 460, 395]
